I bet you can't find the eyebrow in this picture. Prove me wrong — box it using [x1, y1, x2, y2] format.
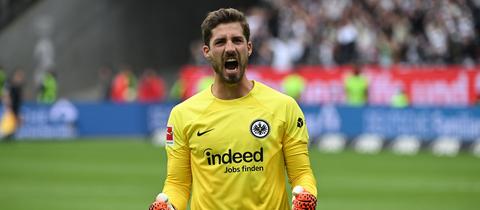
[213, 37, 226, 42]
[231, 36, 244, 40]
[213, 35, 244, 42]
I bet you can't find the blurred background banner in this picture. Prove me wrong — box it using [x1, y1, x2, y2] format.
[303, 105, 480, 141]
[2, 101, 174, 139]
[180, 65, 480, 106]
[5, 100, 479, 142]
[14, 100, 77, 139]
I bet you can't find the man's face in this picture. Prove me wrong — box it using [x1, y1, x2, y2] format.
[203, 22, 252, 84]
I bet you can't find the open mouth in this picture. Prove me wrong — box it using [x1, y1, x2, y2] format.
[224, 58, 239, 71]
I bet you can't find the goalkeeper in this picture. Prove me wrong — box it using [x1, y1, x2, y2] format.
[150, 8, 317, 210]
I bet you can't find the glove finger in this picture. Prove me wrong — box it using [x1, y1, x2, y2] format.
[149, 201, 169, 210]
[293, 200, 316, 210]
[293, 192, 317, 210]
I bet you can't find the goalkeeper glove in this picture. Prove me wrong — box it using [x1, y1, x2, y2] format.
[292, 186, 317, 210]
[148, 193, 175, 210]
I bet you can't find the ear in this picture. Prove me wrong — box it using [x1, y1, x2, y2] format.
[202, 45, 210, 60]
[247, 41, 253, 57]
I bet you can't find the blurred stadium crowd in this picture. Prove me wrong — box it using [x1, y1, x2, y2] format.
[97, 0, 480, 105]
[240, 0, 480, 68]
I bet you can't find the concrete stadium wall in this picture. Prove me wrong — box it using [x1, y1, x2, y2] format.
[0, 0, 258, 100]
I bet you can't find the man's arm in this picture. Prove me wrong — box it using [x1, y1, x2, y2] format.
[283, 134, 317, 196]
[282, 98, 317, 196]
[161, 107, 192, 210]
[162, 144, 192, 210]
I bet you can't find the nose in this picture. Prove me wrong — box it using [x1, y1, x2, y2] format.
[225, 40, 236, 54]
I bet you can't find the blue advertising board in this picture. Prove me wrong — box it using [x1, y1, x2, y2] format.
[3, 100, 480, 141]
[302, 105, 480, 141]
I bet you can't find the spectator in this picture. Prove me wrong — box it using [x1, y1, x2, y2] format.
[282, 73, 306, 100]
[391, 87, 409, 108]
[335, 13, 358, 64]
[137, 68, 166, 103]
[168, 78, 185, 102]
[1, 68, 25, 139]
[37, 70, 57, 104]
[110, 66, 137, 102]
[344, 62, 368, 106]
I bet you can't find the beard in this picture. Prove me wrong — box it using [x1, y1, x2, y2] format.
[212, 57, 247, 85]
[223, 69, 244, 84]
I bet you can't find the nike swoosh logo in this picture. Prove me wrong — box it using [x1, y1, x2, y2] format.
[197, 129, 214, 136]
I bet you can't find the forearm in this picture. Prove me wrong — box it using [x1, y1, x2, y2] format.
[163, 178, 191, 210]
[284, 139, 317, 196]
[288, 154, 317, 196]
[163, 146, 192, 210]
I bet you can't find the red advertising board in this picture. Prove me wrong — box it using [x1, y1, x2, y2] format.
[178, 65, 480, 106]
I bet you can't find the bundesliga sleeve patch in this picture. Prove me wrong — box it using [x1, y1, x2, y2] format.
[166, 126, 174, 145]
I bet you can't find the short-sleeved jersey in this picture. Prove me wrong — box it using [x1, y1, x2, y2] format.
[163, 81, 316, 210]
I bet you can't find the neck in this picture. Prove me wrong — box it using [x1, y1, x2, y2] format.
[212, 78, 253, 100]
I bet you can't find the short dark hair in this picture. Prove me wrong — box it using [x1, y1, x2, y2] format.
[201, 8, 250, 46]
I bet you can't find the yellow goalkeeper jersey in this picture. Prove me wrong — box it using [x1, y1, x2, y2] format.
[163, 81, 317, 210]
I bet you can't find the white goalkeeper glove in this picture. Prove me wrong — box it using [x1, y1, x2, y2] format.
[292, 186, 317, 210]
[148, 193, 175, 210]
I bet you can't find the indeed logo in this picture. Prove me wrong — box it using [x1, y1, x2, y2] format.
[204, 148, 264, 165]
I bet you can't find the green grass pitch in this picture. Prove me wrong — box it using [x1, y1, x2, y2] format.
[1, 138, 479, 210]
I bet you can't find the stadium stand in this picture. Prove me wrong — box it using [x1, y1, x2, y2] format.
[244, 0, 480, 67]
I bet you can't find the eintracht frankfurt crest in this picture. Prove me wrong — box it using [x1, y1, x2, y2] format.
[250, 119, 270, 138]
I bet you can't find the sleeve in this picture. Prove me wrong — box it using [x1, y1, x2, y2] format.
[282, 98, 317, 197]
[162, 106, 192, 210]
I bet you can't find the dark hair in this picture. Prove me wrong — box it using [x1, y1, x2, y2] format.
[201, 8, 250, 46]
